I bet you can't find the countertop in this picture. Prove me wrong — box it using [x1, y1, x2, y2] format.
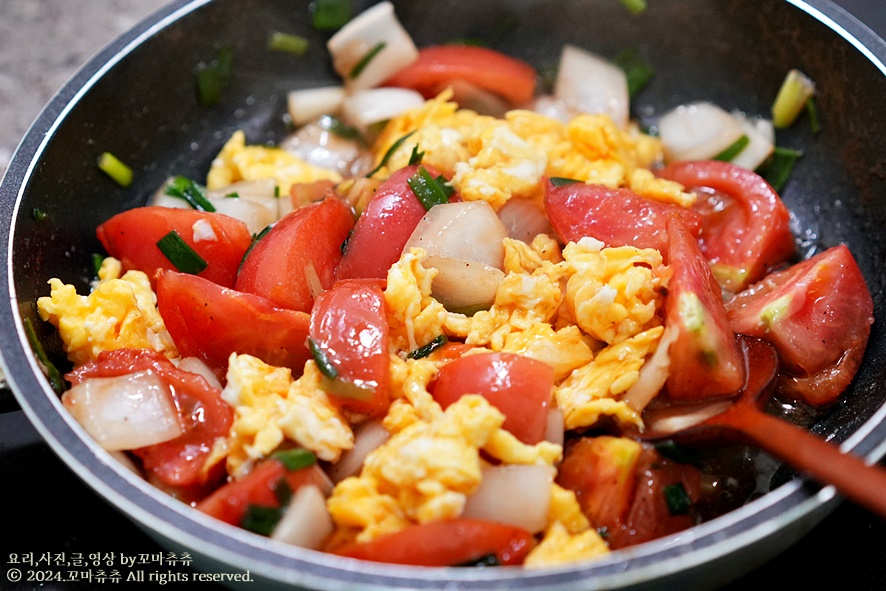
[1, 1, 885, 590]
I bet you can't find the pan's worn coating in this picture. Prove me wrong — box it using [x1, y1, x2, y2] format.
[0, 1, 884, 590]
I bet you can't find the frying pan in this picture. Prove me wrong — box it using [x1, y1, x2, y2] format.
[1, 0, 884, 589]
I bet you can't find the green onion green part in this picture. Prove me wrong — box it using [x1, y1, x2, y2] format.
[663, 483, 693, 516]
[92, 253, 105, 276]
[408, 144, 425, 166]
[241, 504, 283, 536]
[97, 152, 134, 188]
[23, 317, 65, 394]
[613, 47, 654, 98]
[165, 176, 215, 212]
[407, 166, 452, 210]
[619, 0, 648, 16]
[713, 134, 750, 162]
[31, 208, 47, 222]
[806, 96, 821, 135]
[310, 0, 351, 31]
[549, 177, 582, 187]
[272, 448, 318, 472]
[196, 46, 234, 107]
[654, 440, 703, 468]
[349, 42, 386, 79]
[771, 69, 816, 128]
[366, 130, 416, 177]
[156, 230, 208, 275]
[239, 224, 273, 274]
[407, 335, 448, 360]
[309, 337, 339, 380]
[317, 114, 362, 141]
[756, 146, 804, 193]
[268, 32, 310, 56]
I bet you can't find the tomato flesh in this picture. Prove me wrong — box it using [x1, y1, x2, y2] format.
[725, 244, 874, 405]
[332, 518, 534, 566]
[664, 214, 745, 400]
[156, 269, 311, 377]
[543, 180, 702, 256]
[96, 206, 253, 288]
[383, 45, 537, 106]
[309, 279, 392, 418]
[66, 348, 233, 487]
[235, 196, 354, 313]
[431, 352, 554, 444]
[656, 160, 795, 293]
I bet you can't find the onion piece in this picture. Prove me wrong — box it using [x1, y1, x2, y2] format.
[327, 420, 389, 483]
[62, 370, 183, 451]
[341, 87, 425, 135]
[552, 44, 630, 129]
[423, 256, 505, 312]
[280, 119, 372, 178]
[496, 196, 552, 243]
[659, 102, 745, 163]
[404, 201, 508, 269]
[622, 324, 678, 414]
[446, 79, 510, 118]
[287, 86, 345, 127]
[729, 111, 775, 172]
[643, 399, 733, 436]
[270, 485, 334, 549]
[327, 1, 419, 92]
[462, 464, 555, 534]
[545, 407, 565, 447]
[176, 356, 223, 390]
[206, 195, 277, 235]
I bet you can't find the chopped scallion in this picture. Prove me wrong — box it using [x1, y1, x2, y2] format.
[92, 253, 105, 276]
[349, 41, 386, 79]
[317, 114, 362, 141]
[156, 230, 208, 275]
[408, 144, 425, 166]
[308, 337, 339, 379]
[771, 69, 816, 128]
[713, 134, 750, 162]
[268, 32, 310, 56]
[756, 147, 803, 193]
[321, 374, 376, 401]
[663, 483, 692, 516]
[196, 46, 234, 107]
[619, 0, 648, 16]
[272, 448, 318, 472]
[366, 130, 416, 177]
[613, 47, 654, 98]
[407, 166, 452, 210]
[165, 176, 215, 212]
[806, 96, 821, 135]
[31, 208, 47, 222]
[310, 0, 351, 31]
[407, 335, 448, 359]
[241, 504, 283, 536]
[23, 317, 64, 394]
[549, 177, 582, 187]
[655, 440, 703, 468]
[97, 152, 133, 187]
[239, 224, 273, 274]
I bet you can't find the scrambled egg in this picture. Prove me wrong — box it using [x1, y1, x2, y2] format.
[207, 130, 341, 196]
[36, 257, 177, 365]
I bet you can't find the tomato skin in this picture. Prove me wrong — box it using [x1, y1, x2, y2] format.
[332, 518, 534, 566]
[65, 348, 233, 487]
[543, 180, 702, 256]
[337, 165, 442, 281]
[383, 45, 537, 106]
[196, 458, 329, 527]
[235, 196, 355, 313]
[309, 279, 392, 418]
[96, 206, 252, 288]
[431, 352, 554, 444]
[156, 269, 311, 376]
[725, 244, 874, 405]
[656, 160, 795, 292]
[665, 214, 745, 400]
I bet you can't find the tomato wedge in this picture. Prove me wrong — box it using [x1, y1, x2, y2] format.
[543, 180, 702, 256]
[337, 165, 449, 281]
[156, 269, 311, 376]
[725, 244, 874, 405]
[656, 160, 795, 293]
[66, 348, 233, 487]
[196, 457, 330, 527]
[431, 352, 554, 444]
[96, 206, 253, 288]
[664, 214, 745, 400]
[309, 279, 392, 418]
[332, 518, 534, 566]
[235, 196, 354, 313]
[383, 45, 537, 106]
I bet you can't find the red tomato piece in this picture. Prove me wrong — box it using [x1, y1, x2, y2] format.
[332, 518, 534, 566]
[309, 279, 392, 418]
[543, 180, 702, 257]
[96, 206, 253, 288]
[665, 214, 745, 400]
[431, 352, 554, 444]
[66, 348, 233, 487]
[725, 245, 874, 405]
[383, 45, 537, 106]
[196, 458, 329, 527]
[656, 160, 795, 293]
[336, 165, 446, 281]
[156, 269, 311, 376]
[235, 196, 355, 313]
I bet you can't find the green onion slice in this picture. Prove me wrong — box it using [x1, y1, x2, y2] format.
[268, 32, 309, 56]
[407, 335, 448, 359]
[23, 317, 64, 394]
[713, 134, 750, 162]
[310, 0, 351, 31]
[756, 147, 803, 193]
[31, 208, 47, 222]
[367, 130, 416, 177]
[408, 144, 425, 166]
[549, 177, 582, 187]
[165, 176, 215, 212]
[97, 152, 133, 188]
[663, 483, 693, 516]
[272, 448, 318, 472]
[654, 440, 703, 468]
[806, 97, 822, 135]
[619, 0, 647, 16]
[196, 46, 234, 107]
[613, 47, 654, 98]
[320, 374, 376, 401]
[349, 42, 386, 79]
[317, 114, 362, 141]
[308, 337, 339, 379]
[241, 504, 283, 536]
[407, 166, 452, 210]
[771, 69, 816, 128]
[156, 230, 208, 275]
